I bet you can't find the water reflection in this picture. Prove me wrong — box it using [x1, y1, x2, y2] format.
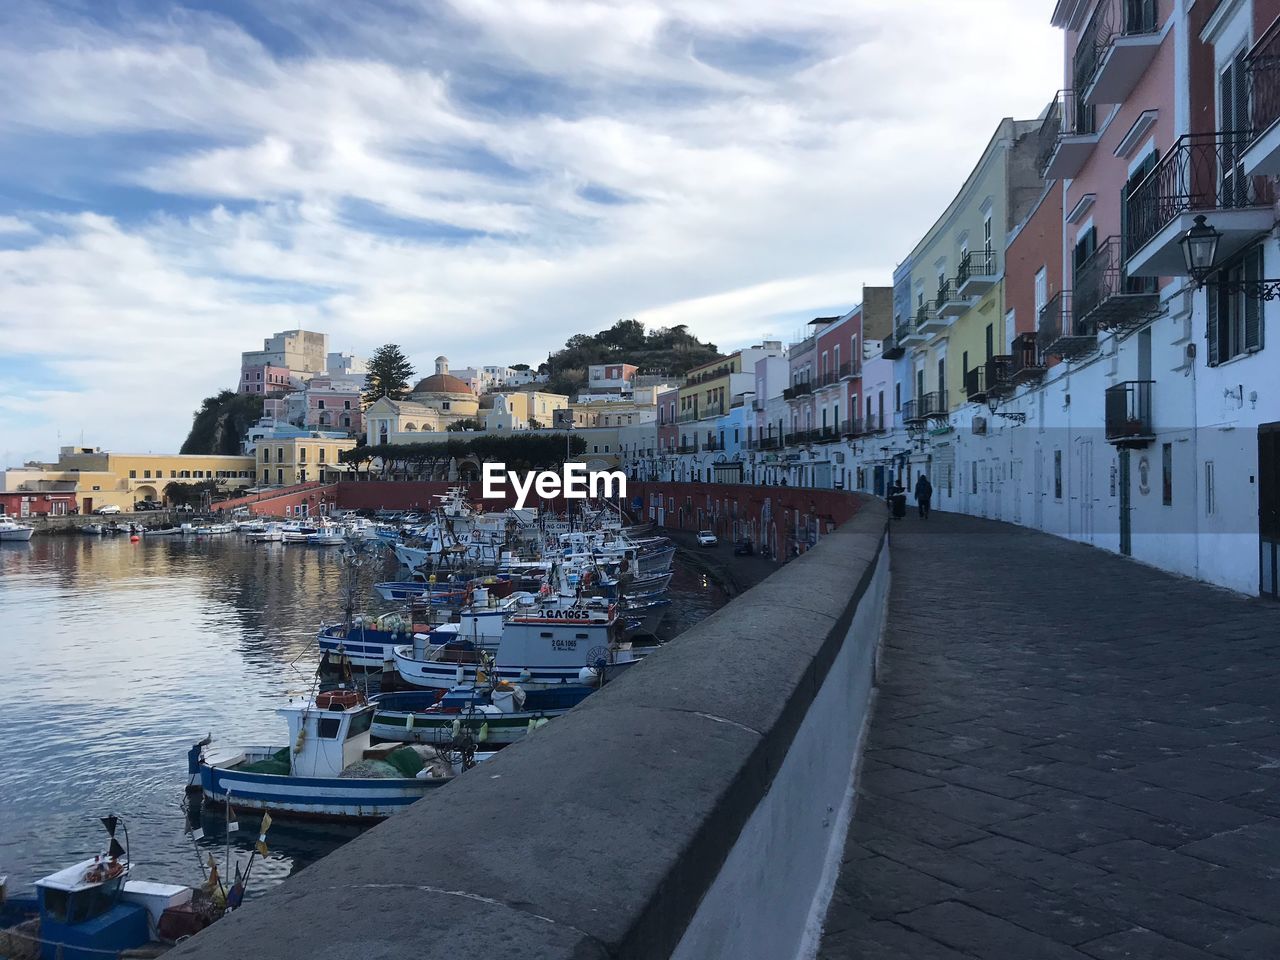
[0, 535, 725, 897]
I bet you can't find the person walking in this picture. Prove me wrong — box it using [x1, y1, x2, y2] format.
[889, 480, 907, 520]
[915, 473, 933, 519]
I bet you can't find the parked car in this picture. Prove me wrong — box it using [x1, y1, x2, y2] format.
[696, 530, 718, 547]
[95, 504, 122, 515]
[733, 538, 754, 556]
[133, 501, 163, 512]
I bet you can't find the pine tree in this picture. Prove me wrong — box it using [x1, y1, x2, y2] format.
[363, 344, 415, 403]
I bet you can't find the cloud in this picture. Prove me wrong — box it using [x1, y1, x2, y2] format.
[0, 0, 1062, 466]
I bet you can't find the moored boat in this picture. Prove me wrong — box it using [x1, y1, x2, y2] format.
[0, 518, 35, 542]
[370, 682, 591, 745]
[187, 689, 478, 821]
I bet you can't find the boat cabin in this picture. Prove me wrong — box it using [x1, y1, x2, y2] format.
[278, 693, 375, 778]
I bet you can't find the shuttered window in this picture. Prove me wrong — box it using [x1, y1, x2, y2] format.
[1208, 244, 1265, 364]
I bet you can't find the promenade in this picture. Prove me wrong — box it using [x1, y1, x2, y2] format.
[820, 512, 1280, 959]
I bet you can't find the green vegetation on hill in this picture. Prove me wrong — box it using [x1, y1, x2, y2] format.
[180, 390, 263, 455]
[537, 319, 720, 398]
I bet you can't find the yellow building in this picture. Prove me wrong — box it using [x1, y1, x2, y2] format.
[897, 117, 1046, 413]
[257, 436, 357, 486]
[485, 391, 569, 431]
[1, 447, 256, 512]
[556, 398, 655, 429]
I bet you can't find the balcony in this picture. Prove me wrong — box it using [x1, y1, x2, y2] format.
[677, 444, 698, 454]
[1074, 236, 1159, 334]
[677, 411, 700, 424]
[957, 249, 999, 298]
[782, 381, 814, 401]
[902, 399, 921, 424]
[1075, 0, 1161, 107]
[896, 319, 924, 348]
[1105, 380, 1155, 448]
[1038, 290, 1099, 361]
[1009, 332, 1046, 384]
[985, 354, 1015, 399]
[759, 436, 779, 450]
[1245, 19, 1280, 176]
[964, 366, 987, 403]
[936, 278, 969, 318]
[841, 418, 863, 437]
[702, 440, 723, 452]
[915, 301, 948, 337]
[881, 334, 905, 360]
[1126, 132, 1276, 278]
[866, 412, 884, 433]
[838, 362, 856, 380]
[815, 425, 840, 444]
[1040, 90, 1100, 181]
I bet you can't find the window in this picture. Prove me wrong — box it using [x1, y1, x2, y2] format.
[344, 400, 351, 410]
[170, 470, 176, 478]
[1207, 245, 1264, 363]
[1205, 460, 1216, 516]
[319, 448, 326, 463]
[342, 416, 351, 428]
[1034, 267, 1047, 313]
[347, 709, 373, 738]
[894, 383, 901, 412]
[277, 468, 284, 484]
[262, 448, 269, 462]
[1162, 443, 1173, 506]
[276, 447, 284, 463]
[318, 718, 341, 739]
[983, 212, 993, 254]
[262, 470, 269, 482]
[144, 469, 151, 479]
[129, 470, 136, 479]
[985, 324, 994, 361]
[299, 447, 307, 463]
[1054, 450, 1063, 500]
[318, 400, 326, 410]
[442, 401, 451, 410]
[971, 461, 978, 495]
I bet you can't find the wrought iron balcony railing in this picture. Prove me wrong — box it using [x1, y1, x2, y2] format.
[965, 366, 987, 402]
[1009, 331, 1046, 382]
[902, 399, 920, 423]
[1038, 89, 1097, 175]
[985, 354, 1015, 398]
[1105, 380, 1155, 446]
[1248, 17, 1280, 145]
[958, 249, 999, 288]
[1074, 0, 1158, 100]
[1126, 132, 1276, 258]
[1038, 290, 1099, 360]
[882, 334, 905, 359]
[1073, 236, 1159, 332]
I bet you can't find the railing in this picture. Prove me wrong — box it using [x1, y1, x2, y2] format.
[677, 412, 700, 424]
[758, 436, 779, 450]
[958, 249, 998, 286]
[702, 441, 723, 452]
[1075, 0, 1158, 98]
[751, 399, 765, 412]
[841, 418, 862, 437]
[865, 412, 883, 432]
[1248, 17, 1280, 144]
[902, 399, 919, 422]
[1074, 236, 1158, 330]
[882, 334, 905, 359]
[1037, 291, 1071, 352]
[1039, 89, 1097, 173]
[815, 425, 840, 443]
[1126, 132, 1276, 257]
[783, 381, 814, 401]
[684, 366, 733, 385]
[838, 362, 855, 379]
[1010, 331, 1046, 380]
[817, 369, 840, 388]
[985, 354, 1014, 397]
[965, 366, 987, 401]
[936, 278, 958, 304]
[1105, 380, 1155, 443]
[677, 444, 698, 454]
[921, 390, 949, 417]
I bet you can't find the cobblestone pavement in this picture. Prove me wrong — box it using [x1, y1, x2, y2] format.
[819, 512, 1280, 959]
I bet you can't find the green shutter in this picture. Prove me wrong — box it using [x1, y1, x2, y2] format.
[1245, 247, 1264, 353]
[1206, 284, 1220, 366]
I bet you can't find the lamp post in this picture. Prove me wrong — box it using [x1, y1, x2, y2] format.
[1179, 213, 1280, 299]
[985, 391, 1027, 425]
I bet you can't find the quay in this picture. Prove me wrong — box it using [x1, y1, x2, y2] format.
[166, 489, 1280, 960]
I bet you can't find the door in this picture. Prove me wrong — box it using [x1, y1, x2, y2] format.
[83, 497, 93, 515]
[1119, 450, 1133, 557]
[1261, 423, 1280, 598]
[1034, 446, 1045, 530]
[1011, 459, 1024, 523]
[1078, 440, 1094, 543]
[991, 459, 1003, 521]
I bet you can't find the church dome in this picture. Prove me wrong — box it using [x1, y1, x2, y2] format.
[411, 373, 474, 396]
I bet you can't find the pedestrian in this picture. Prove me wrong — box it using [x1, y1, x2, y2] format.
[889, 481, 907, 520]
[915, 473, 933, 519]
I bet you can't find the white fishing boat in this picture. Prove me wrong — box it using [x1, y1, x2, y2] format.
[244, 522, 284, 542]
[0, 518, 35, 542]
[369, 682, 592, 745]
[307, 528, 347, 546]
[194, 523, 234, 536]
[144, 526, 184, 536]
[279, 520, 319, 543]
[187, 689, 475, 821]
[393, 595, 644, 689]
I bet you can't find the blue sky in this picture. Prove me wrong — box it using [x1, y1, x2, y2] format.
[0, 0, 1061, 465]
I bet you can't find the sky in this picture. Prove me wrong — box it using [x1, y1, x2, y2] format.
[0, 0, 1062, 466]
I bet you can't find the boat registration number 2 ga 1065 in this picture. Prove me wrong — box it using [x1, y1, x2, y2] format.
[552, 638, 579, 652]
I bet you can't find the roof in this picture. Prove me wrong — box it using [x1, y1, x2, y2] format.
[411, 373, 475, 396]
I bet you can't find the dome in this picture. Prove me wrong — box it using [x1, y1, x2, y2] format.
[411, 373, 474, 396]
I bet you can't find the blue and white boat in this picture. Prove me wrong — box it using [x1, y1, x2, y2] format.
[370, 682, 593, 745]
[187, 689, 471, 821]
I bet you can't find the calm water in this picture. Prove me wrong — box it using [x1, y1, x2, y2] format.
[0, 533, 724, 898]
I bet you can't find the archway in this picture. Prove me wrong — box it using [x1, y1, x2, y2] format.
[134, 485, 158, 503]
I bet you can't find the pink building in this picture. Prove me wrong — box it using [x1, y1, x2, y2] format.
[304, 383, 362, 433]
[814, 307, 863, 435]
[240, 363, 292, 396]
[656, 388, 678, 455]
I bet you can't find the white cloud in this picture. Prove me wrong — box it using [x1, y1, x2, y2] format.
[0, 0, 1062, 466]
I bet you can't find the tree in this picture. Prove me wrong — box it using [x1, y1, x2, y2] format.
[446, 418, 485, 432]
[363, 344, 415, 403]
[180, 391, 264, 455]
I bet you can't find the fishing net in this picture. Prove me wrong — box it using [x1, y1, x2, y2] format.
[240, 748, 291, 775]
[382, 747, 426, 778]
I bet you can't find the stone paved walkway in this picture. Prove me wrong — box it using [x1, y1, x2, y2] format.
[819, 512, 1280, 959]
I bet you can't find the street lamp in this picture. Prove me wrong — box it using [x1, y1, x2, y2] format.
[985, 391, 1027, 424]
[1180, 215, 1221, 289]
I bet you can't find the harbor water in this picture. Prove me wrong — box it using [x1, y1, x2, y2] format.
[0, 533, 726, 897]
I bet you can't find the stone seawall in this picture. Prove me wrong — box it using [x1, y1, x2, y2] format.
[171, 495, 889, 960]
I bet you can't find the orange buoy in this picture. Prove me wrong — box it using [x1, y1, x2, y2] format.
[130, 535, 140, 543]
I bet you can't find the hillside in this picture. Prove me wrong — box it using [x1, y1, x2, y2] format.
[180, 390, 264, 456]
[537, 319, 720, 397]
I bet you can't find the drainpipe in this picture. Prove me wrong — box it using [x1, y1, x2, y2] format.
[1189, 317, 1200, 580]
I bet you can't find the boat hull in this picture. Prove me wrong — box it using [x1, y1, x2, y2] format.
[198, 753, 447, 821]
[0, 528, 34, 542]
[392, 648, 640, 689]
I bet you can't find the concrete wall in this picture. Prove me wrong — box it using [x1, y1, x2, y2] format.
[171, 500, 889, 960]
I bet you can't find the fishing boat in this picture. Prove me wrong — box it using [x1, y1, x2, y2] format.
[0, 518, 35, 542]
[194, 523, 234, 536]
[279, 520, 319, 543]
[0, 816, 223, 960]
[307, 528, 347, 546]
[370, 682, 592, 746]
[244, 522, 283, 542]
[392, 596, 644, 689]
[145, 526, 184, 536]
[80, 523, 106, 536]
[187, 689, 474, 821]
